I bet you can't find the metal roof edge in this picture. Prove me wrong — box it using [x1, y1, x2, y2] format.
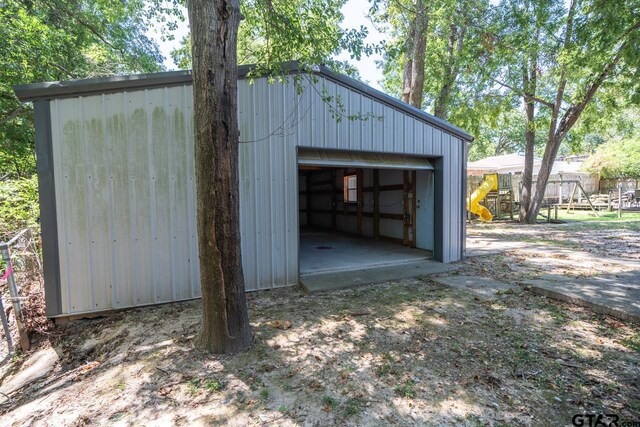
[12, 62, 302, 102]
[14, 61, 473, 142]
[14, 70, 194, 102]
[313, 65, 473, 142]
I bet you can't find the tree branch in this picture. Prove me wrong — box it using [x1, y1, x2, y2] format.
[47, 62, 78, 79]
[0, 107, 29, 125]
[555, 19, 640, 142]
[490, 77, 554, 109]
[47, 0, 125, 57]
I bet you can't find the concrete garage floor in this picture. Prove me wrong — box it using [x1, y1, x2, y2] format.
[300, 229, 431, 276]
[299, 229, 459, 292]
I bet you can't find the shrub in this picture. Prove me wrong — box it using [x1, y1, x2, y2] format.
[583, 138, 640, 179]
[0, 175, 39, 236]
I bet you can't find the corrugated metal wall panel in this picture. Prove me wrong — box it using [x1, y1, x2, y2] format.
[50, 87, 202, 315]
[236, 78, 299, 291]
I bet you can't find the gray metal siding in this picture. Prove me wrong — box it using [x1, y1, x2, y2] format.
[46, 73, 466, 315]
[50, 87, 201, 315]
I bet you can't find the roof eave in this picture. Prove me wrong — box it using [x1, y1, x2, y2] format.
[14, 61, 474, 142]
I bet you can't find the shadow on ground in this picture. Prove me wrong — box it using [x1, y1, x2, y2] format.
[1, 273, 638, 426]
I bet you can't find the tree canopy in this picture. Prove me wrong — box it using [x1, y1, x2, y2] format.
[171, 0, 372, 77]
[1, 0, 167, 179]
[584, 137, 640, 179]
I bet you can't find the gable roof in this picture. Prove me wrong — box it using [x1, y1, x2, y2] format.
[14, 62, 473, 142]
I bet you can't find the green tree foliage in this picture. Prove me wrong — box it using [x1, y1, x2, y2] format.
[1, 0, 167, 179]
[491, 0, 640, 221]
[583, 138, 640, 179]
[171, 0, 372, 76]
[0, 175, 39, 234]
[373, 0, 496, 124]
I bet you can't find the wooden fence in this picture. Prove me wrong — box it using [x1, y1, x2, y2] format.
[467, 172, 600, 205]
[599, 178, 639, 193]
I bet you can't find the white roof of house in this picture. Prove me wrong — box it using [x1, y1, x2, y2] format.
[551, 160, 584, 174]
[469, 153, 587, 175]
[467, 154, 541, 171]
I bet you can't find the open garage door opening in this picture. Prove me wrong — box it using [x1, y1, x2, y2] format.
[297, 149, 436, 279]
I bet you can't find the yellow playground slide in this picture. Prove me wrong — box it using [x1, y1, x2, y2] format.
[467, 174, 498, 221]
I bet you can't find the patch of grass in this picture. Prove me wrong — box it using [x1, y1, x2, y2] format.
[339, 367, 355, 381]
[620, 332, 640, 353]
[109, 412, 125, 421]
[395, 380, 416, 399]
[259, 388, 270, 401]
[376, 352, 402, 377]
[321, 395, 339, 410]
[464, 413, 485, 426]
[188, 378, 201, 395]
[556, 211, 640, 223]
[342, 397, 363, 417]
[11, 352, 24, 363]
[517, 236, 582, 250]
[204, 378, 226, 392]
[545, 305, 569, 325]
[115, 382, 126, 391]
[277, 405, 287, 413]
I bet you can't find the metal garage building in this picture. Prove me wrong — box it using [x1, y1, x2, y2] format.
[15, 63, 472, 318]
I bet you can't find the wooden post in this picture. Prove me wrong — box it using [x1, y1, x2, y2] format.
[305, 172, 312, 227]
[509, 190, 514, 220]
[373, 169, 380, 239]
[618, 186, 622, 219]
[343, 170, 348, 229]
[566, 183, 578, 213]
[403, 170, 410, 246]
[357, 169, 363, 235]
[558, 174, 563, 204]
[331, 170, 337, 230]
[578, 182, 599, 217]
[411, 170, 417, 248]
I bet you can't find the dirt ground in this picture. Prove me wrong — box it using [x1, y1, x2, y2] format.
[467, 219, 640, 260]
[0, 221, 639, 426]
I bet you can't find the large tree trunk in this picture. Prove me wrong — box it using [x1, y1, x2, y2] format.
[188, 0, 252, 353]
[408, 1, 429, 108]
[402, 0, 429, 108]
[519, 29, 538, 223]
[519, 98, 535, 222]
[525, 135, 561, 223]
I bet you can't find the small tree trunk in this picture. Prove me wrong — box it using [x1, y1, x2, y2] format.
[433, 1, 468, 119]
[402, 25, 415, 104]
[188, 0, 252, 353]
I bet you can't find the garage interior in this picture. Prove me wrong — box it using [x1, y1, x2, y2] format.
[298, 150, 435, 278]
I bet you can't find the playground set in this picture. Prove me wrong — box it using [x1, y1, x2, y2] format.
[467, 173, 515, 221]
[467, 173, 639, 222]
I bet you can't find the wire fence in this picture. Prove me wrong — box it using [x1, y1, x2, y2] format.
[0, 228, 39, 362]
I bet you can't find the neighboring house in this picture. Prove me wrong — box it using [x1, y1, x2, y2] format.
[15, 63, 472, 320]
[468, 153, 586, 176]
[467, 154, 541, 176]
[468, 153, 596, 204]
